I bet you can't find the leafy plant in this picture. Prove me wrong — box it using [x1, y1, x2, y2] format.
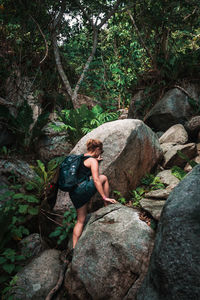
[113, 190, 126, 205]
[27, 157, 64, 199]
[50, 104, 119, 145]
[171, 166, 187, 181]
[49, 208, 77, 245]
[0, 184, 40, 286]
[140, 174, 165, 190]
[0, 101, 49, 151]
[2, 275, 19, 300]
[131, 187, 145, 207]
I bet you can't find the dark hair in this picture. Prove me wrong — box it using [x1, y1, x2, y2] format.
[86, 139, 103, 152]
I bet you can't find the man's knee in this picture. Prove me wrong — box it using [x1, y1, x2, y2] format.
[99, 174, 108, 183]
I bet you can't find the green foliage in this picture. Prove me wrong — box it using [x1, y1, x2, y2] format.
[0, 102, 49, 151]
[171, 166, 187, 181]
[27, 157, 64, 199]
[131, 173, 165, 207]
[113, 190, 126, 205]
[2, 275, 20, 300]
[49, 208, 77, 245]
[131, 187, 145, 207]
[51, 105, 119, 145]
[140, 174, 165, 190]
[0, 184, 40, 287]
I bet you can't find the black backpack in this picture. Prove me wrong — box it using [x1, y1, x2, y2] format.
[58, 154, 84, 192]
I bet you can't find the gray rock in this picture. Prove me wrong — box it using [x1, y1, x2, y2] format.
[136, 164, 200, 300]
[65, 204, 155, 300]
[12, 249, 62, 300]
[139, 199, 166, 220]
[159, 124, 188, 144]
[128, 90, 145, 119]
[156, 170, 180, 186]
[185, 115, 200, 136]
[71, 119, 162, 200]
[144, 189, 170, 200]
[160, 142, 177, 154]
[145, 86, 198, 131]
[162, 143, 197, 168]
[0, 159, 36, 182]
[37, 135, 72, 162]
[42, 122, 68, 136]
[19, 233, 48, 259]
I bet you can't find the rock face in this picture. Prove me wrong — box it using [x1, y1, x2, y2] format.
[136, 165, 200, 300]
[65, 204, 155, 300]
[36, 122, 72, 162]
[139, 199, 166, 221]
[162, 143, 196, 168]
[12, 249, 62, 300]
[185, 115, 200, 138]
[159, 124, 188, 144]
[144, 88, 195, 131]
[0, 159, 36, 182]
[156, 170, 180, 187]
[128, 90, 145, 119]
[71, 119, 162, 199]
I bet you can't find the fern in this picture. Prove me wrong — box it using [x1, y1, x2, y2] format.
[51, 104, 119, 145]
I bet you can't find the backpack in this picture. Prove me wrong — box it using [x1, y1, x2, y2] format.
[58, 154, 84, 192]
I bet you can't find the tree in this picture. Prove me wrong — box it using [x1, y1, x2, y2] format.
[51, 0, 123, 108]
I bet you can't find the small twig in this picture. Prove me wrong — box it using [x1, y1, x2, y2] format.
[184, 7, 197, 20]
[172, 85, 192, 98]
[40, 208, 63, 218]
[40, 210, 63, 226]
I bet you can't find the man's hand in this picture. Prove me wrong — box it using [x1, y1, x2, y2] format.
[104, 197, 117, 204]
[97, 155, 103, 161]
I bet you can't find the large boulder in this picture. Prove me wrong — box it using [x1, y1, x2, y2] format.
[36, 122, 72, 162]
[139, 199, 166, 221]
[65, 204, 155, 300]
[71, 119, 162, 200]
[159, 124, 188, 145]
[162, 143, 197, 168]
[136, 164, 200, 300]
[185, 115, 200, 140]
[144, 85, 199, 131]
[55, 119, 162, 212]
[12, 249, 62, 300]
[156, 170, 180, 187]
[128, 90, 145, 119]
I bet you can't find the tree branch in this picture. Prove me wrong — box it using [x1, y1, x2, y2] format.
[52, 32, 73, 98]
[52, 0, 67, 30]
[128, 11, 155, 66]
[97, 0, 122, 29]
[30, 15, 48, 64]
[72, 29, 98, 108]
